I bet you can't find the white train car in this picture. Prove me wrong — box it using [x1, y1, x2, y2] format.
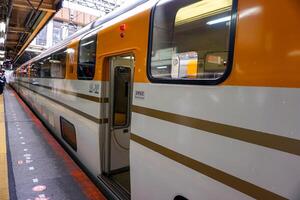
[11, 0, 300, 199]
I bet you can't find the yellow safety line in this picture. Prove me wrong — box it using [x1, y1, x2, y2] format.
[0, 94, 9, 200]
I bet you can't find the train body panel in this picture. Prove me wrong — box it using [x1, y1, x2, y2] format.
[130, 141, 254, 200]
[13, 78, 103, 175]
[132, 84, 300, 199]
[226, 0, 300, 88]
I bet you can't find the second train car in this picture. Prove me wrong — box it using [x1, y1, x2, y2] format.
[11, 0, 300, 199]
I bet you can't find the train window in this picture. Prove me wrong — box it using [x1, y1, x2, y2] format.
[60, 117, 77, 151]
[51, 50, 66, 78]
[149, 0, 236, 84]
[113, 66, 131, 127]
[20, 66, 28, 77]
[40, 57, 51, 78]
[78, 34, 97, 80]
[29, 63, 41, 78]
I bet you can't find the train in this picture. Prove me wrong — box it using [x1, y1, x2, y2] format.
[10, 0, 300, 199]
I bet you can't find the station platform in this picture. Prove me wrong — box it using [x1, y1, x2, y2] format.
[1, 86, 106, 200]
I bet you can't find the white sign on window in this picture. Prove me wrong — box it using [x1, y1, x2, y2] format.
[172, 51, 198, 78]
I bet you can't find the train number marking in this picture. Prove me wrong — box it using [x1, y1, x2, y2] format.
[135, 90, 145, 99]
[89, 83, 100, 94]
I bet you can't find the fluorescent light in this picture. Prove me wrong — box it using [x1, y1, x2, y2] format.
[175, 0, 232, 26]
[81, 40, 94, 47]
[207, 16, 231, 25]
[0, 22, 5, 32]
[157, 66, 168, 69]
[0, 55, 4, 58]
[0, 50, 4, 54]
[123, 56, 133, 59]
[0, 37, 4, 44]
[0, 61, 3, 65]
[49, 60, 61, 64]
[25, 48, 43, 53]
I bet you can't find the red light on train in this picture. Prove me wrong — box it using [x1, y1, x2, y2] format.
[120, 24, 126, 31]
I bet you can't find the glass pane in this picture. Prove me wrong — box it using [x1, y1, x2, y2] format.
[51, 50, 66, 78]
[53, 20, 64, 45]
[68, 24, 78, 36]
[36, 26, 47, 46]
[151, 0, 233, 81]
[78, 35, 97, 80]
[40, 57, 51, 78]
[113, 66, 131, 127]
[29, 63, 39, 78]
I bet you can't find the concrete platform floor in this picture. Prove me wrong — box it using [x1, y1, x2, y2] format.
[3, 86, 107, 200]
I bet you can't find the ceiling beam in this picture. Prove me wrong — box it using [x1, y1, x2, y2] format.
[8, 27, 30, 34]
[13, 0, 56, 13]
[16, 11, 53, 57]
[6, 41, 18, 45]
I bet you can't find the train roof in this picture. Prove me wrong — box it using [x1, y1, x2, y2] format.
[19, 0, 152, 68]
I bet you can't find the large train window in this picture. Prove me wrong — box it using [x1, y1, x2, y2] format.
[29, 62, 41, 78]
[37, 49, 66, 79]
[51, 50, 66, 78]
[40, 57, 51, 78]
[20, 66, 28, 77]
[78, 34, 97, 80]
[148, 0, 236, 84]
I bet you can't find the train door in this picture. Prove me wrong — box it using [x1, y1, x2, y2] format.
[104, 54, 134, 193]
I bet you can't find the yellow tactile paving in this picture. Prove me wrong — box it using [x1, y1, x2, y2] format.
[0, 94, 9, 200]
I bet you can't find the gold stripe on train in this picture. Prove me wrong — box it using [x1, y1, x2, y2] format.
[131, 133, 287, 200]
[18, 80, 109, 103]
[132, 105, 300, 156]
[17, 82, 109, 124]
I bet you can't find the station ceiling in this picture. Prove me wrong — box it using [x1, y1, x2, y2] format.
[0, 0, 62, 67]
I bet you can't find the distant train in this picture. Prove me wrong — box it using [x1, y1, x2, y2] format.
[11, 0, 300, 199]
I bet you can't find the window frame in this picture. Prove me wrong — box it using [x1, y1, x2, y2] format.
[146, 0, 238, 85]
[77, 33, 97, 80]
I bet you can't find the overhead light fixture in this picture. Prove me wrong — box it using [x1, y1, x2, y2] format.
[0, 61, 3, 65]
[0, 54, 4, 58]
[175, 0, 232, 26]
[207, 16, 231, 25]
[0, 22, 5, 32]
[0, 50, 4, 54]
